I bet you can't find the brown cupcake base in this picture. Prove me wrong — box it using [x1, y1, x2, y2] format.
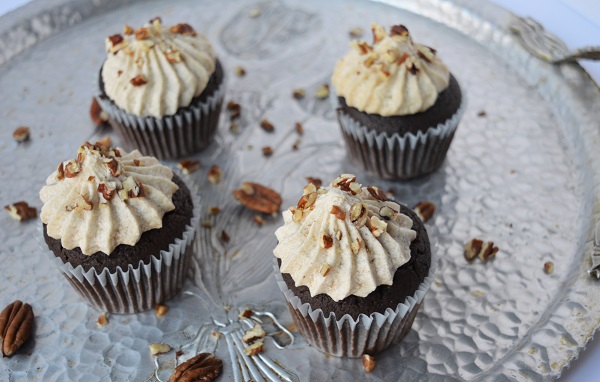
[40, 175, 201, 314]
[336, 75, 465, 180]
[97, 60, 225, 160]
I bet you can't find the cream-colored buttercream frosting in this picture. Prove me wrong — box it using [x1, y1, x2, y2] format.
[40, 142, 178, 256]
[273, 175, 416, 301]
[102, 18, 216, 118]
[332, 23, 450, 116]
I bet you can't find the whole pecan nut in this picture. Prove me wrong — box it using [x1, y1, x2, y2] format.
[233, 182, 282, 214]
[168, 353, 223, 382]
[0, 300, 34, 357]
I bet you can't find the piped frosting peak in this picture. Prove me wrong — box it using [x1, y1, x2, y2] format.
[102, 17, 216, 117]
[274, 174, 416, 301]
[332, 23, 450, 116]
[40, 141, 178, 256]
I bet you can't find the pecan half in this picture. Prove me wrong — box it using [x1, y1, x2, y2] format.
[168, 353, 223, 382]
[4, 201, 37, 221]
[0, 300, 34, 357]
[233, 182, 282, 214]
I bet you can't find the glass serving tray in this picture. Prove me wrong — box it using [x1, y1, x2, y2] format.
[1, 0, 599, 380]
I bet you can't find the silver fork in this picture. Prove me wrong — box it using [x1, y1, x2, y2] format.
[510, 17, 600, 64]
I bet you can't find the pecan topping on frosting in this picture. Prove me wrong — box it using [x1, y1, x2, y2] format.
[169, 23, 197, 36]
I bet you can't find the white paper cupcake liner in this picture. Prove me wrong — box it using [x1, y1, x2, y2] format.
[38, 174, 201, 314]
[96, 79, 225, 160]
[274, 243, 438, 358]
[337, 96, 466, 180]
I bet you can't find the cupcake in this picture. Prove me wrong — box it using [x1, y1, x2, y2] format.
[39, 141, 200, 314]
[332, 24, 464, 179]
[96, 17, 225, 160]
[273, 174, 434, 357]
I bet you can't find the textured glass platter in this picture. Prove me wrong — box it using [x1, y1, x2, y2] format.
[1, 0, 600, 381]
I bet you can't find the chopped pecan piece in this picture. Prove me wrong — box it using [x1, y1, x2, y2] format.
[4, 201, 37, 221]
[156, 304, 168, 317]
[233, 182, 282, 214]
[243, 339, 264, 356]
[464, 238, 499, 262]
[390, 25, 409, 37]
[12, 126, 30, 142]
[306, 177, 322, 189]
[135, 27, 150, 40]
[169, 23, 196, 36]
[97, 312, 109, 327]
[178, 159, 201, 174]
[123, 25, 133, 35]
[330, 205, 346, 220]
[220, 230, 230, 243]
[314, 84, 329, 99]
[0, 300, 34, 357]
[349, 27, 364, 38]
[149, 343, 171, 355]
[207, 165, 222, 184]
[239, 309, 253, 319]
[292, 139, 301, 151]
[544, 261, 554, 274]
[242, 323, 265, 343]
[108, 34, 123, 46]
[297, 192, 317, 209]
[319, 262, 331, 276]
[208, 206, 221, 216]
[321, 235, 333, 249]
[292, 88, 305, 99]
[234, 66, 246, 76]
[362, 354, 376, 372]
[130, 74, 148, 86]
[253, 215, 265, 225]
[366, 186, 386, 201]
[413, 201, 435, 223]
[168, 353, 223, 382]
[260, 119, 275, 133]
[262, 146, 274, 157]
[295, 122, 304, 135]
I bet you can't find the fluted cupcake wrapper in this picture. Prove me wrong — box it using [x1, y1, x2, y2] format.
[336, 96, 466, 180]
[96, 81, 225, 160]
[274, 257, 437, 358]
[38, 174, 201, 314]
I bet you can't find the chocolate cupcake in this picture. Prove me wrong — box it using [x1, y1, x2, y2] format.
[96, 18, 225, 160]
[273, 174, 435, 357]
[39, 142, 200, 313]
[332, 24, 465, 179]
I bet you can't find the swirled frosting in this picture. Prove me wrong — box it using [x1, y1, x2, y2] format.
[332, 23, 450, 116]
[274, 175, 416, 301]
[101, 18, 216, 117]
[40, 142, 178, 256]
